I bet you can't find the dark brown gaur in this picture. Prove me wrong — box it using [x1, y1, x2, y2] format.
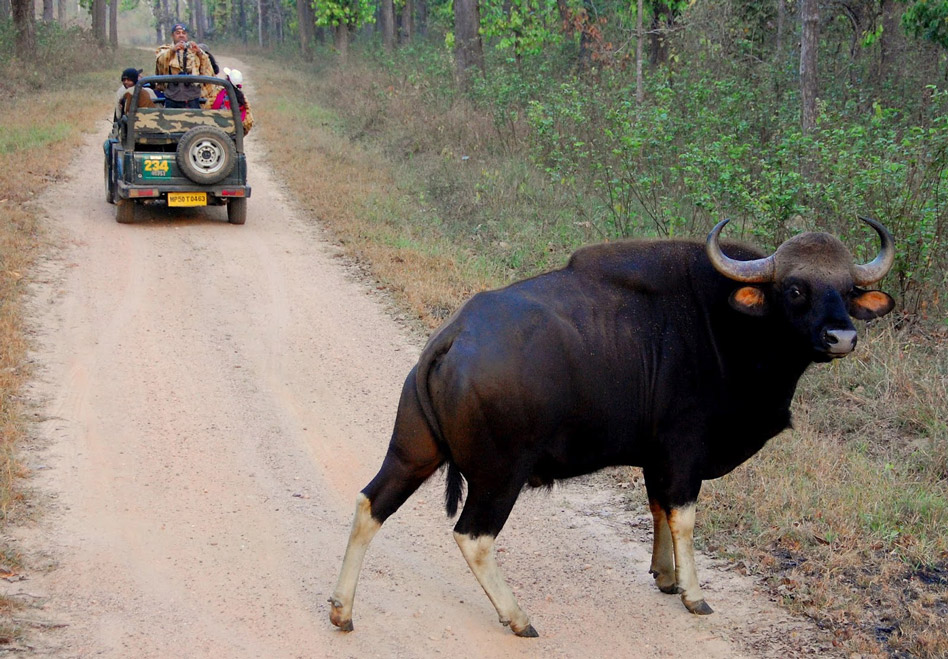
[330, 218, 895, 637]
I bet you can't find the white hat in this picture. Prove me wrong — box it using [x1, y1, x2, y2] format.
[222, 67, 243, 86]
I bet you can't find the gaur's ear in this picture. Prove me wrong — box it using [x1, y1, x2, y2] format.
[849, 289, 895, 320]
[729, 286, 768, 316]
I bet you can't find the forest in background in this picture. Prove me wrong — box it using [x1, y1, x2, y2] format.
[1, 0, 947, 655]
[8, 0, 945, 317]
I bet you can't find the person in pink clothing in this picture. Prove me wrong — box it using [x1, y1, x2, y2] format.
[212, 67, 254, 135]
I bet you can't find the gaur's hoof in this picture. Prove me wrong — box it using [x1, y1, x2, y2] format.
[682, 597, 714, 615]
[515, 624, 539, 638]
[333, 618, 354, 632]
[328, 597, 354, 631]
[651, 571, 679, 594]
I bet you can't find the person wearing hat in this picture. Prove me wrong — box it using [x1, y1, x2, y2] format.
[210, 68, 254, 135]
[155, 22, 215, 108]
[113, 67, 156, 122]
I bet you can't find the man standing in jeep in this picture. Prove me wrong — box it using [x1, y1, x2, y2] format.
[155, 23, 215, 108]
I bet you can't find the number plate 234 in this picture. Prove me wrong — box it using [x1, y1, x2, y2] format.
[142, 157, 171, 179]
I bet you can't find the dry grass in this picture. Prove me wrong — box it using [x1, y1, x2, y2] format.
[249, 53, 591, 316]
[250, 57, 502, 328]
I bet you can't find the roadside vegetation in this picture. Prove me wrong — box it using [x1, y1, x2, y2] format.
[243, 23, 947, 657]
[0, 25, 154, 642]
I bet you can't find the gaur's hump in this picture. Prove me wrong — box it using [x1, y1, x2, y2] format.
[566, 239, 765, 293]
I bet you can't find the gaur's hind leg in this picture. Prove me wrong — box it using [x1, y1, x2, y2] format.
[329, 379, 444, 632]
[329, 493, 380, 631]
[453, 482, 538, 637]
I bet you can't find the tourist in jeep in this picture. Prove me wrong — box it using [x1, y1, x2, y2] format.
[114, 68, 157, 122]
[155, 22, 215, 108]
[211, 68, 254, 136]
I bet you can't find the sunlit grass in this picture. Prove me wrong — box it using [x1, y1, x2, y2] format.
[0, 123, 73, 154]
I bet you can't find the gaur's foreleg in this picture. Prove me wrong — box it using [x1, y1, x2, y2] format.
[667, 504, 713, 615]
[648, 499, 678, 594]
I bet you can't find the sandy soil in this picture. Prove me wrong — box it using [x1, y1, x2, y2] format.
[4, 79, 838, 657]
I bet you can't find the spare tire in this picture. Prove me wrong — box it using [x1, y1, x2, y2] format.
[175, 126, 236, 184]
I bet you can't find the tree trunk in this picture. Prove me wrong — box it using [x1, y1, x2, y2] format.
[159, 0, 170, 43]
[298, 0, 315, 60]
[577, 0, 593, 70]
[454, 0, 484, 88]
[57, 0, 66, 23]
[415, 0, 427, 36]
[380, 0, 395, 51]
[268, 0, 281, 44]
[554, 0, 568, 25]
[775, 0, 786, 58]
[649, 3, 671, 66]
[109, 0, 118, 47]
[635, 0, 643, 102]
[0, 0, 11, 22]
[258, 0, 265, 47]
[42, 0, 52, 22]
[92, 0, 107, 45]
[400, 0, 413, 44]
[879, 0, 901, 84]
[334, 23, 349, 61]
[237, 0, 247, 44]
[799, 0, 819, 134]
[11, 0, 35, 55]
[192, 0, 205, 40]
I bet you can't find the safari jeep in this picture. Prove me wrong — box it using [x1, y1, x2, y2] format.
[104, 74, 251, 224]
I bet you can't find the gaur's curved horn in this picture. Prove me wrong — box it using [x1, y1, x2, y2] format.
[706, 219, 776, 283]
[852, 216, 895, 286]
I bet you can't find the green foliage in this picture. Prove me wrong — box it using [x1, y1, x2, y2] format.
[525, 62, 948, 314]
[313, 0, 376, 29]
[479, 0, 565, 57]
[903, 0, 948, 50]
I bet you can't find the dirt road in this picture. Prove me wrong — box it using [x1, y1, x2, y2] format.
[5, 94, 835, 657]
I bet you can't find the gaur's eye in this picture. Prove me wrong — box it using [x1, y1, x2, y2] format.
[787, 285, 804, 300]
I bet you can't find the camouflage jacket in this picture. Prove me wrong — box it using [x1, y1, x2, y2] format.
[154, 44, 216, 103]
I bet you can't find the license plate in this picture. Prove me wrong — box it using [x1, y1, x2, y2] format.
[168, 192, 207, 207]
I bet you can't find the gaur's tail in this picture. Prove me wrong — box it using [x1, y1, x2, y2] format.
[414, 319, 466, 518]
[444, 462, 465, 518]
